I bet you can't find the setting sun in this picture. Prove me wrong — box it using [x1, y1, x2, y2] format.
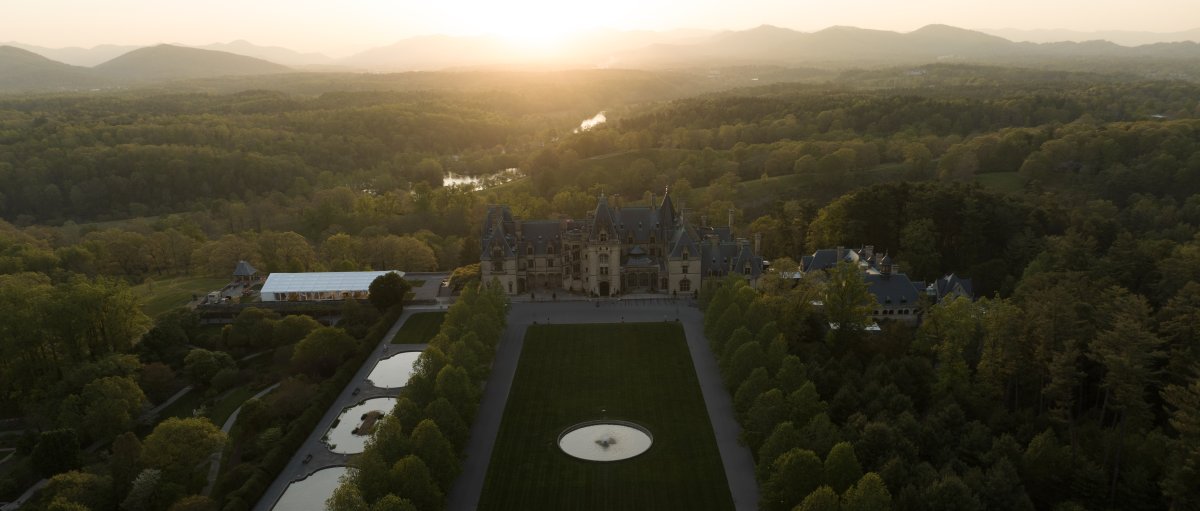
[438, 0, 598, 48]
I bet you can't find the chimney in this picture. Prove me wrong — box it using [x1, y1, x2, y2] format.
[865, 245, 875, 259]
[893, 263, 900, 275]
[612, 193, 621, 210]
[836, 245, 844, 259]
[754, 233, 762, 254]
[728, 208, 735, 228]
[650, 191, 657, 208]
[515, 219, 523, 240]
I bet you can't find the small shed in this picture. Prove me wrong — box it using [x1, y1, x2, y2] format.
[233, 260, 259, 282]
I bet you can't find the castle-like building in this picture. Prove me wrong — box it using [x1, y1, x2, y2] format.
[480, 191, 765, 296]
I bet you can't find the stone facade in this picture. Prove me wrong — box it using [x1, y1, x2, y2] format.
[480, 192, 765, 296]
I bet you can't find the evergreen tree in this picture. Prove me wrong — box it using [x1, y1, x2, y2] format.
[798, 486, 841, 511]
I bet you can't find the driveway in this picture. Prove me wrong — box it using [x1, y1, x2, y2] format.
[446, 297, 759, 511]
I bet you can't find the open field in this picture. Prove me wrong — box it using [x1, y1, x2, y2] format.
[479, 322, 732, 511]
[131, 275, 231, 317]
[389, 311, 446, 344]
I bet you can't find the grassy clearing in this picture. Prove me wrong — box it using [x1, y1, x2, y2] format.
[390, 312, 446, 344]
[479, 323, 732, 511]
[975, 171, 1025, 193]
[132, 275, 231, 317]
[208, 385, 260, 428]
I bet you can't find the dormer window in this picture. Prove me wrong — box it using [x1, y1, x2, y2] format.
[599, 232, 607, 242]
[682, 250, 689, 261]
[527, 246, 533, 256]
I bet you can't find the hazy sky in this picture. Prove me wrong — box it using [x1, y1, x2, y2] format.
[4, 0, 1198, 56]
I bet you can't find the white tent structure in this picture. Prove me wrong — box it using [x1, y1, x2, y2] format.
[259, 271, 405, 302]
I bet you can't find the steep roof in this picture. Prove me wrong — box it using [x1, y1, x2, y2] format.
[934, 273, 974, 301]
[863, 273, 922, 307]
[233, 260, 258, 276]
[591, 195, 618, 240]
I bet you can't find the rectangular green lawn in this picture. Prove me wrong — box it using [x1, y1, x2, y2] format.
[479, 323, 733, 511]
[390, 311, 446, 344]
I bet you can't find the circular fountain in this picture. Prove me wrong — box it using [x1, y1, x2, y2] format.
[367, 351, 421, 388]
[558, 420, 653, 462]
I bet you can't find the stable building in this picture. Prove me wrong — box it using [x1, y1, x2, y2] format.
[480, 191, 765, 296]
[259, 271, 405, 302]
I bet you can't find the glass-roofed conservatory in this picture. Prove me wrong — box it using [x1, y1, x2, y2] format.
[259, 271, 405, 302]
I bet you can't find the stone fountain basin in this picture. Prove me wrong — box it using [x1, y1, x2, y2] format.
[558, 420, 653, 462]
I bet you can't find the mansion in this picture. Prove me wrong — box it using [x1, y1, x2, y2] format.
[480, 191, 765, 296]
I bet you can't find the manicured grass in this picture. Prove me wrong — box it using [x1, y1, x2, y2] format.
[479, 323, 732, 511]
[132, 275, 231, 317]
[390, 312, 446, 344]
[975, 171, 1025, 193]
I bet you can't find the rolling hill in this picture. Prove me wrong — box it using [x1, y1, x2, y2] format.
[92, 44, 292, 81]
[0, 45, 108, 91]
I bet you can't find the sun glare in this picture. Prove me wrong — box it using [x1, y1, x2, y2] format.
[452, 0, 598, 50]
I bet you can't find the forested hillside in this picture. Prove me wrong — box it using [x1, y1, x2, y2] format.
[0, 63, 1197, 510]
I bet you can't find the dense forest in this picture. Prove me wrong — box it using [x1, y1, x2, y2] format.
[0, 63, 1198, 510]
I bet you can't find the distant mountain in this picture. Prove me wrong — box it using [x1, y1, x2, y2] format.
[340, 29, 717, 71]
[981, 27, 1200, 46]
[197, 40, 334, 67]
[93, 44, 292, 81]
[0, 45, 108, 91]
[615, 24, 1200, 67]
[4, 42, 141, 67]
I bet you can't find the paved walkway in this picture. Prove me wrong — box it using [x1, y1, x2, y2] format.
[445, 298, 759, 511]
[252, 305, 443, 511]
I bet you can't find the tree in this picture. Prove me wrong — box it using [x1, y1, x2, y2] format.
[291, 327, 357, 376]
[1161, 377, 1200, 508]
[744, 388, 789, 451]
[327, 481, 369, 511]
[369, 272, 411, 312]
[183, 349, 236, 388]
[81, 375, 146, 440]
[842, 472, 892, 511]
[32, 429, 81, 477]
[120, 469, 180, 511]
[43, 471, 113, 511]
[758, 422, 801, 479]
[371, 495, 418, 511]
[825, 442, 864, 494]
[763, 448, 824, 511]
[434, 365, 478, 422]
[823, 261, 877, 345]
[140, 362, 178, 404]
[410, 419, 459, 490]
[390, 455, 443, 511]
[272, 314, 322, 347]
[141, 418, 227, 484]
[111, 432, 143, 497]
[798, 486, 841, 511]
[168, 495, 218, 511]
